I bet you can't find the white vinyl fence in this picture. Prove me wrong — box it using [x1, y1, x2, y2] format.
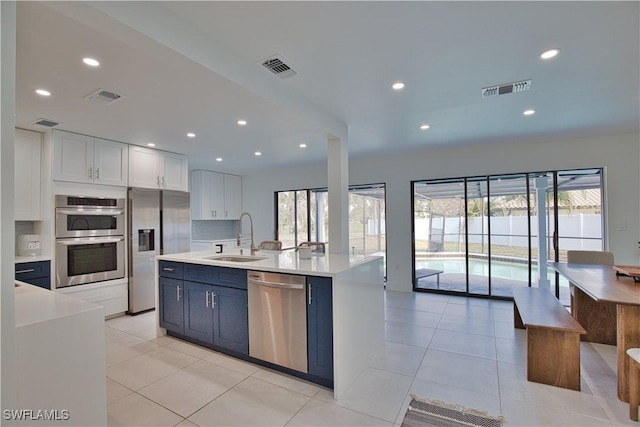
[416, 214, 602, 251]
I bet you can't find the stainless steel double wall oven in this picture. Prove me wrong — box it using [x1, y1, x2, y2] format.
[55, 195, 126, 287]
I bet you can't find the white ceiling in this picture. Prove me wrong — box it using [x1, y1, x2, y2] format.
[15, 1, 639, 175]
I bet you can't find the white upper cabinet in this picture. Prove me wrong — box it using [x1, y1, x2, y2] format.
[52, 130, 128, 186]
[161, 151, 189, 192]
[15, 129, 42, 220]
[129, 145, 188, 192]
[94, 138, 129, 186]
[223, 174, 242, 219]
[191, 170, 241, 220]
[129, 146, 162, 189]
[52, 130, 93, 184]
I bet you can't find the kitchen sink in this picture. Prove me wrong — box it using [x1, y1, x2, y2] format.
[204, 255, 267, 262]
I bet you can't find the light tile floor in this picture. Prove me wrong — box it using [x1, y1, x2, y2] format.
[105, 290, 634, 426]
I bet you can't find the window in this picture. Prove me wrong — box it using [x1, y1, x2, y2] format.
[275, 184, 386, 263]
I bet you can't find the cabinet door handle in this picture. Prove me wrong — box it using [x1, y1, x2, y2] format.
[214, 210, 217, 218]
[163, 267, 174, 272]
[162, 176, 166, 188]
[16, 269, 35, 274]
[308, 284, 313, 305]
[157, 176, 161, 188]
[211, 210, 214, 218]
[211, 293, 216, 309]
[177, 286, 181, 301]
[225, 210, 228, 217]
[88, 167, 93, 179]
[96, 168, 100, 180]
[206, 291, 210, 307]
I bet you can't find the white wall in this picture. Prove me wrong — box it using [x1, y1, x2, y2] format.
[242, 131, 640, 292]
[1, 0, 17, 409]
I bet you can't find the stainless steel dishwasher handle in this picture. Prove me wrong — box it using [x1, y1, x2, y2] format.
[249, 279, 304, 290]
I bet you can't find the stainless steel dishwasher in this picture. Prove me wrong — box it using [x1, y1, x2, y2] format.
[247, 271, 308, 373]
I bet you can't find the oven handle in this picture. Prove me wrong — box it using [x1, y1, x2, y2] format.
[56, 209, 124, 216]
[56, 237, 125, 246]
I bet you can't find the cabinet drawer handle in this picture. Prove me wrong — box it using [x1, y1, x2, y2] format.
[163, 267, 175, 272]
[308, 284, 313, 305]
[206, 291, 210, 307]
[211, 293, 216, 309]
[177, 286, 181, 301]
[16, 269, 35, 274]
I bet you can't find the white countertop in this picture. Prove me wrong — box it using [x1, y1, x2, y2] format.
[15, 254, 51, 263]
[15, 281, 103, 328]
[157, 248, 382, 277]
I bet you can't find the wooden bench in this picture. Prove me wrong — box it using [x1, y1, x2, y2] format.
[415, 268, 443, 288]
[512, 287, 586, 391]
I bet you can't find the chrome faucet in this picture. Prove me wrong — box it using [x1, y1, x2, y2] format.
[237, 212, 257, 255]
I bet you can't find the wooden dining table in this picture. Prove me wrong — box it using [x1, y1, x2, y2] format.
[548, 262, 640, 402]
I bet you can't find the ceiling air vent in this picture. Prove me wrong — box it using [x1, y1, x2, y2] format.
[482, 79, 532, 99]
[31, 118, 60, 128]
[261, 55, 296, 79]
[83, 88, 124, 105]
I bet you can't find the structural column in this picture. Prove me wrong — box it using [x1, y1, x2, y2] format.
[327, 137, 348, 254]
[535, 176, 550, 290]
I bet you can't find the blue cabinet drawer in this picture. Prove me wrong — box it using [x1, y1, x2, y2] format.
[15, 261, 51, 289]
[184, 264, 247, 290]
[159, 261, 184, 279]
[184, 263, 214, 284]
[213, 267, 247, 290]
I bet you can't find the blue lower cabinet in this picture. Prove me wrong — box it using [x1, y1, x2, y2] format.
[213, 285, 249, 354]
[15, 260, 51, 289]
[159, 277, 184, 334]
[307, 276, 333, 382]
[184, 281, 214, 343]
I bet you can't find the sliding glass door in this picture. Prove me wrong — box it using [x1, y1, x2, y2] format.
[413, 168, 604, 299]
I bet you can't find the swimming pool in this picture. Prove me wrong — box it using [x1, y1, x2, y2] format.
[416, 258, 570, 287]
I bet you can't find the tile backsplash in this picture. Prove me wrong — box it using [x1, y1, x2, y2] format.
[192, 220, 239, 241]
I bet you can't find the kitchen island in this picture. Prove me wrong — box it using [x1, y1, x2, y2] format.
[155, 249, 385, 399]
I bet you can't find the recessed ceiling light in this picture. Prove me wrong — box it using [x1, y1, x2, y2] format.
[35, 89, 51, 96]
[83, 57, 100, 67]
[419, 124, 431, 130]
[147, 143, 156, 147]
[187, 133, 196, 138]
[392, 82, 405, 90]
[254, 151, 262, 156]
[539, 49, 560, 60]
[523, 109, 536, 116]
[299, 143, 307, 148]
[216, 157, 223, 162]
[237, 120, 247, 126]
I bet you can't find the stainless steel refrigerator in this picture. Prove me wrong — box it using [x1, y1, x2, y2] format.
[128, 188, 190, 314]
